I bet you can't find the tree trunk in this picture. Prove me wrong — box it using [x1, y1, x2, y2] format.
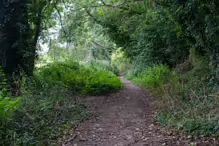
[0, 0, 30, 95]
[26, 6, 43, 76]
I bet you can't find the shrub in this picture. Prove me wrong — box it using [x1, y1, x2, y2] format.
[81, 70, 122, 94]
[0, 77, 89, 145]
[14, 80, 89, 145]
[133, 65, 173, 89]
[0, 95, 22, 145]
[0, 65, 90, 145]
[0, 96, 22, 125]
[0, 67, 22, 125]
[35, 62, 123, 95]
[0, 67, 23, 145]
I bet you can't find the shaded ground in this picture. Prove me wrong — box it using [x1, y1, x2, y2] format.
[62, 77, 218, 146]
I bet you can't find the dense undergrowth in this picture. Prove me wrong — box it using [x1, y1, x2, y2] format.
[125, 55, 219, 138]
[0, 61, 122, 145]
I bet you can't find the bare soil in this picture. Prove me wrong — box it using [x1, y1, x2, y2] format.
[62, 77, 219, 146]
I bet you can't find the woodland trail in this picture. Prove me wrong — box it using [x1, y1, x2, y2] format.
[62, 77, 218, 146]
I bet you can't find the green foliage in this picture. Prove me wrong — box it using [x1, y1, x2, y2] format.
[112, 48, 130, 73]
[85, 60, 119, 75]
[92, 5, 190, 67]
[172, 0, 219, 54]
[35, 62, 123, 95]
[128, 9, 189, 67]
[92, 0, 218, 137]
[0, 96, 22, 125]
[81, 70, 122, 94]
[11, 81, 89, 145]
[156, 112, 219, 137]
[125, 61, 149, 80]
[0, 68, 23, 145]
[2, 0, 219, 141]
[0, 66, 7, 89]
[58, 3, 114, 63]
[0, 60, 122, 144]
[0, 77, 89, 145]
[171, 0, 219, 85]
[0, 67, 22, 126]
[0, 66, 89, 145]
[133, 63, 219, 137]
[132, 65, 173, 89]
[188, 48, 211, 81]
[126, 54, 218, 137]
[47, 42, 72, 62]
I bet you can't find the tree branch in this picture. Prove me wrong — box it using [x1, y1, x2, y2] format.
[54, 4, 68, 36]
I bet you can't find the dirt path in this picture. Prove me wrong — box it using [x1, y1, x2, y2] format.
[62, 77, 218, 146]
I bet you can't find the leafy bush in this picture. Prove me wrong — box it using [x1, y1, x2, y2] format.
[0, 67, 22, 125]
[0, 67, 23, 145]
[0, 96, 22, 125]
[14, 81, 89, 145]
[0, 77, 89, 145]
[35, 62, 123, 95]
[81, 70, 122, 94]
[0, 65, 90, 145]
[132, 65, 173, 89]
[0, 96, 23, 145]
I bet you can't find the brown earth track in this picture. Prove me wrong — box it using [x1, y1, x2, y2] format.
[62, 77, 218, 146]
